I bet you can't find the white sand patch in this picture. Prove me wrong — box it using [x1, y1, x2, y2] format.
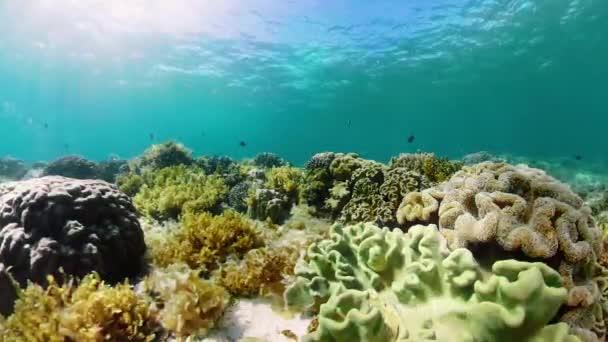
[203, 298, 311, 342]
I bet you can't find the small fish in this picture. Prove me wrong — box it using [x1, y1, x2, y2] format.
[149, 133, 155, 141]
[43, 122, 48, 129]
[574, 155, 582, 161]
[239, 141, 247, 147]
[407, 134, 415, 143]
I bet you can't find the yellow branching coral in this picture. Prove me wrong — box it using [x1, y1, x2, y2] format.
[133, 165, 228, 220]
[146, 210, 262, 272]
[219, 246, 299, 297]
[1, 273, 157, 342]
[265, 166, 303, 198]
[138, 264, 229, 340]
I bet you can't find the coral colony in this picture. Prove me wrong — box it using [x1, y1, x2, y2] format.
[0, 142, 606, 341]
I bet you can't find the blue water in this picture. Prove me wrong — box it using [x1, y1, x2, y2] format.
[0, 0, 607, 166]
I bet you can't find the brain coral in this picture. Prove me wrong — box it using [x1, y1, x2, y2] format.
[396, 162, 605, 340]
[285, 222, 579, 342]
[0, 176, 146, 315]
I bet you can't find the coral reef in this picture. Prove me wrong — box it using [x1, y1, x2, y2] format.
[146, 210, 261, 273]
[198, 155, 236, 175]
[305, 152, 337, 171]
[300, 153, 433, 227]
[228, 181, 251, 213]
[133, 165, 228, 220]
[219, 246, 299, 297]
[138, 264, 229, 340]
[247, 188, 292, 224]
[130, 141, 194, 173]
[42, 155, 100, 179]
[97, 155, 128, 182]
[388, 152, 463, 184]
[252, 152, 287, 169]
[266, 166, 302, 199]
[0, 157, 28, 181]
[117, 172, 145, 197]
[462, 151, 503, 165]
[285, 222, 580, 342]
[197, 155, 248, 188]
[1, 273, 159, 341]
[396, 162, 605, 340]
[0, 176, 146, 315]
[587, 190, 608, 217]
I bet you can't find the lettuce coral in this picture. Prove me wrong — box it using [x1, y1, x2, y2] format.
[133, 165, 228, 220]
[138, 264, 229, 340]
[1, 273, 158, 342]
[146, 210, 261, 273]
[284, 222, 580, 342]
[396, 162, 605, 340]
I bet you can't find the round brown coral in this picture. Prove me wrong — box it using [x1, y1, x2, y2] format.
[0, 176, 146, 315]
[396, 162, 605, 340]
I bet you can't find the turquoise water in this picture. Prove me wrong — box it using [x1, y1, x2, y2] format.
[0, 0, 607, 166]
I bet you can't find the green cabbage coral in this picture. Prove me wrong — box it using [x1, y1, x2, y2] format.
[146, 210, 262, 273]
[133, 165, 228, 220]
[1, 273, 158, 342]
[138, 264, 229, 340]
[284, 223, 580, 342]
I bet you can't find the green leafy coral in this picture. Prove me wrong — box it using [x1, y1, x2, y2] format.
[132, 165, 228, 220]
[1, 273, 158, 342]
[145, 210, 262, 273]
[284, 223, 580, 342]
[138, 264, 229, 340]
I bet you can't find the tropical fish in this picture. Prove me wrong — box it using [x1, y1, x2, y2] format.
[407, 135, 415, 143]
[239, 141, 247, 147]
